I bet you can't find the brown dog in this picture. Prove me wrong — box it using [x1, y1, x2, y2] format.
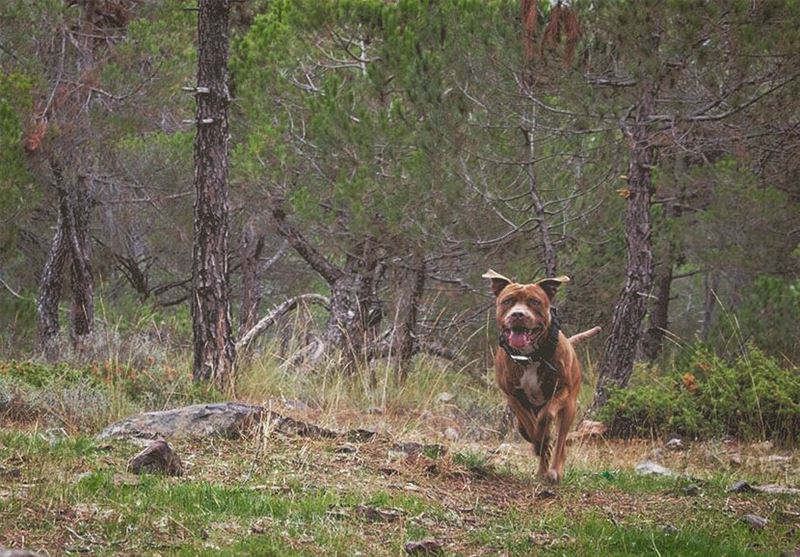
[484, 269, 597, 483]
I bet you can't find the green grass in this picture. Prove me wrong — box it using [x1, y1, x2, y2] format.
[2, 427, 798, 556]
[2, 352, 799, 556]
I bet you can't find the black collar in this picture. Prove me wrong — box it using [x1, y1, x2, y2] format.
[498, 307, 561, 368]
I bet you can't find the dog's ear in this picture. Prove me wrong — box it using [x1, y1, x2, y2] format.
[536, 275, 570, 301]
[482, 269, 513, 297]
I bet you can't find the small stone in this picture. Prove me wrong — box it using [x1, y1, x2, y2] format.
[487, 443, 514, 455]
[127, 439, 183, 476]
[0, 467, 21, 479]
[443, 427, 460, 441]
[355, 504, 403, 523]
[729, 453, 743, 466]
[436, 392, 455, 403]
[683, 484, 701, 496]
[536, 488, 557, 499]
[635, 460, 675, 477]
[73, 471, 93, 483]
[728, 480, 754, 493]
[281, 399, 310, 411]
[662, 524, 679, 535]
[347, 428, 377, 442]
[665, 438, 685, 451]
[404, 539, 443, 555]
[742, 514, 768, 530]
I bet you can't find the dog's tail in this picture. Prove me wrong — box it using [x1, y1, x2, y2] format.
[568, 326, 601, 346]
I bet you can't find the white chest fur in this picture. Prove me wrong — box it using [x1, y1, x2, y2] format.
[520, 363, 546, 407]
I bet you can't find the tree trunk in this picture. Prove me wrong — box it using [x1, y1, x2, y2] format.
[191, 0, 236, 387]
[523, 105, 557, 277]
[322, 238, 382, 369]
[641, 254, 672, 362]
[390, 256, 426, 379]
[591, 81, 658, 411]
[67, 171, 94, 347]
[37, 186, 70, 360]
[36, 159, 95, 358]
[238, 220, 264, 336]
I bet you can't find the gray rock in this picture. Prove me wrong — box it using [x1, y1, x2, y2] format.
[728, 480, 754, 493]
[97, 402, 339, 441]
[683, 484, 701, 496]
[347, 428, 377, 442]
[742, 514, 768, 530]
[98, 402, 265, 440]
[355, 504, 403, 523]
[435, 392, 455, 403]
[665, 438, 685, 451]
[404, 539, 443, 554]
[127, 439, 183, 476]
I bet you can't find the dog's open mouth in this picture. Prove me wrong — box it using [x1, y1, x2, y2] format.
[503, 326, 542, 350]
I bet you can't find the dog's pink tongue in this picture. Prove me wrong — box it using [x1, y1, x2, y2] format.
[508, 331, 528, 349]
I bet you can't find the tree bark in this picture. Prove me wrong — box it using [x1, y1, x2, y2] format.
[591, 81, 658, 411]
[36, 159, 95, 358]
[191, 0, 236, 387]
[389, 256, 426, 379]
[523, 105, 557, 277]
[641, 256, 672, 362]
[37, 186, 70, 360]
[67, 171, 94, 346]
[238, 220, 264, 336]
[321, 237, 382, 369]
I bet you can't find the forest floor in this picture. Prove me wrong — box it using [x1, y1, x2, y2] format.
[1, 360, 799, 556]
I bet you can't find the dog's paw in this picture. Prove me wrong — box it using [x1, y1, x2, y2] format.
[544, 469, 560, 484]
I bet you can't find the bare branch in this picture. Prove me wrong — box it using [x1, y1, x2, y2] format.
[236, 293, 330, 353]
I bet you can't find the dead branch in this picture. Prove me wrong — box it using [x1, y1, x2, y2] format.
[236, 293, 330, 353]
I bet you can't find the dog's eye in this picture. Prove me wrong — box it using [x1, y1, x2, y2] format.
[528, 298, 541, 307]
[501, 298, 514, 306]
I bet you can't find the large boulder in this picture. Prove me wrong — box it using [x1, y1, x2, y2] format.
[97, 402, 340, 441]
[97, 402, 265, 440]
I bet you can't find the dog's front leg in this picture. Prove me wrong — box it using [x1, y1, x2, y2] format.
[534, 386, 573, 483]
[549, 396, 577, 483]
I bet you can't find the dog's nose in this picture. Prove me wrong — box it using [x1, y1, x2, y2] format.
[509, 311, 526, 320]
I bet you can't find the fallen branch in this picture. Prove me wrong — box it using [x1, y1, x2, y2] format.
[236, 294, 329, 353]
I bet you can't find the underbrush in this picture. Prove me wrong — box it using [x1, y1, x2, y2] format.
[0, 358, 219, 432]
[235, 346, 502, 437]
[598, 345, 800, 444]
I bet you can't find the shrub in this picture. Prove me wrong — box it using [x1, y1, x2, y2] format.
[598, 345, 800, 443]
